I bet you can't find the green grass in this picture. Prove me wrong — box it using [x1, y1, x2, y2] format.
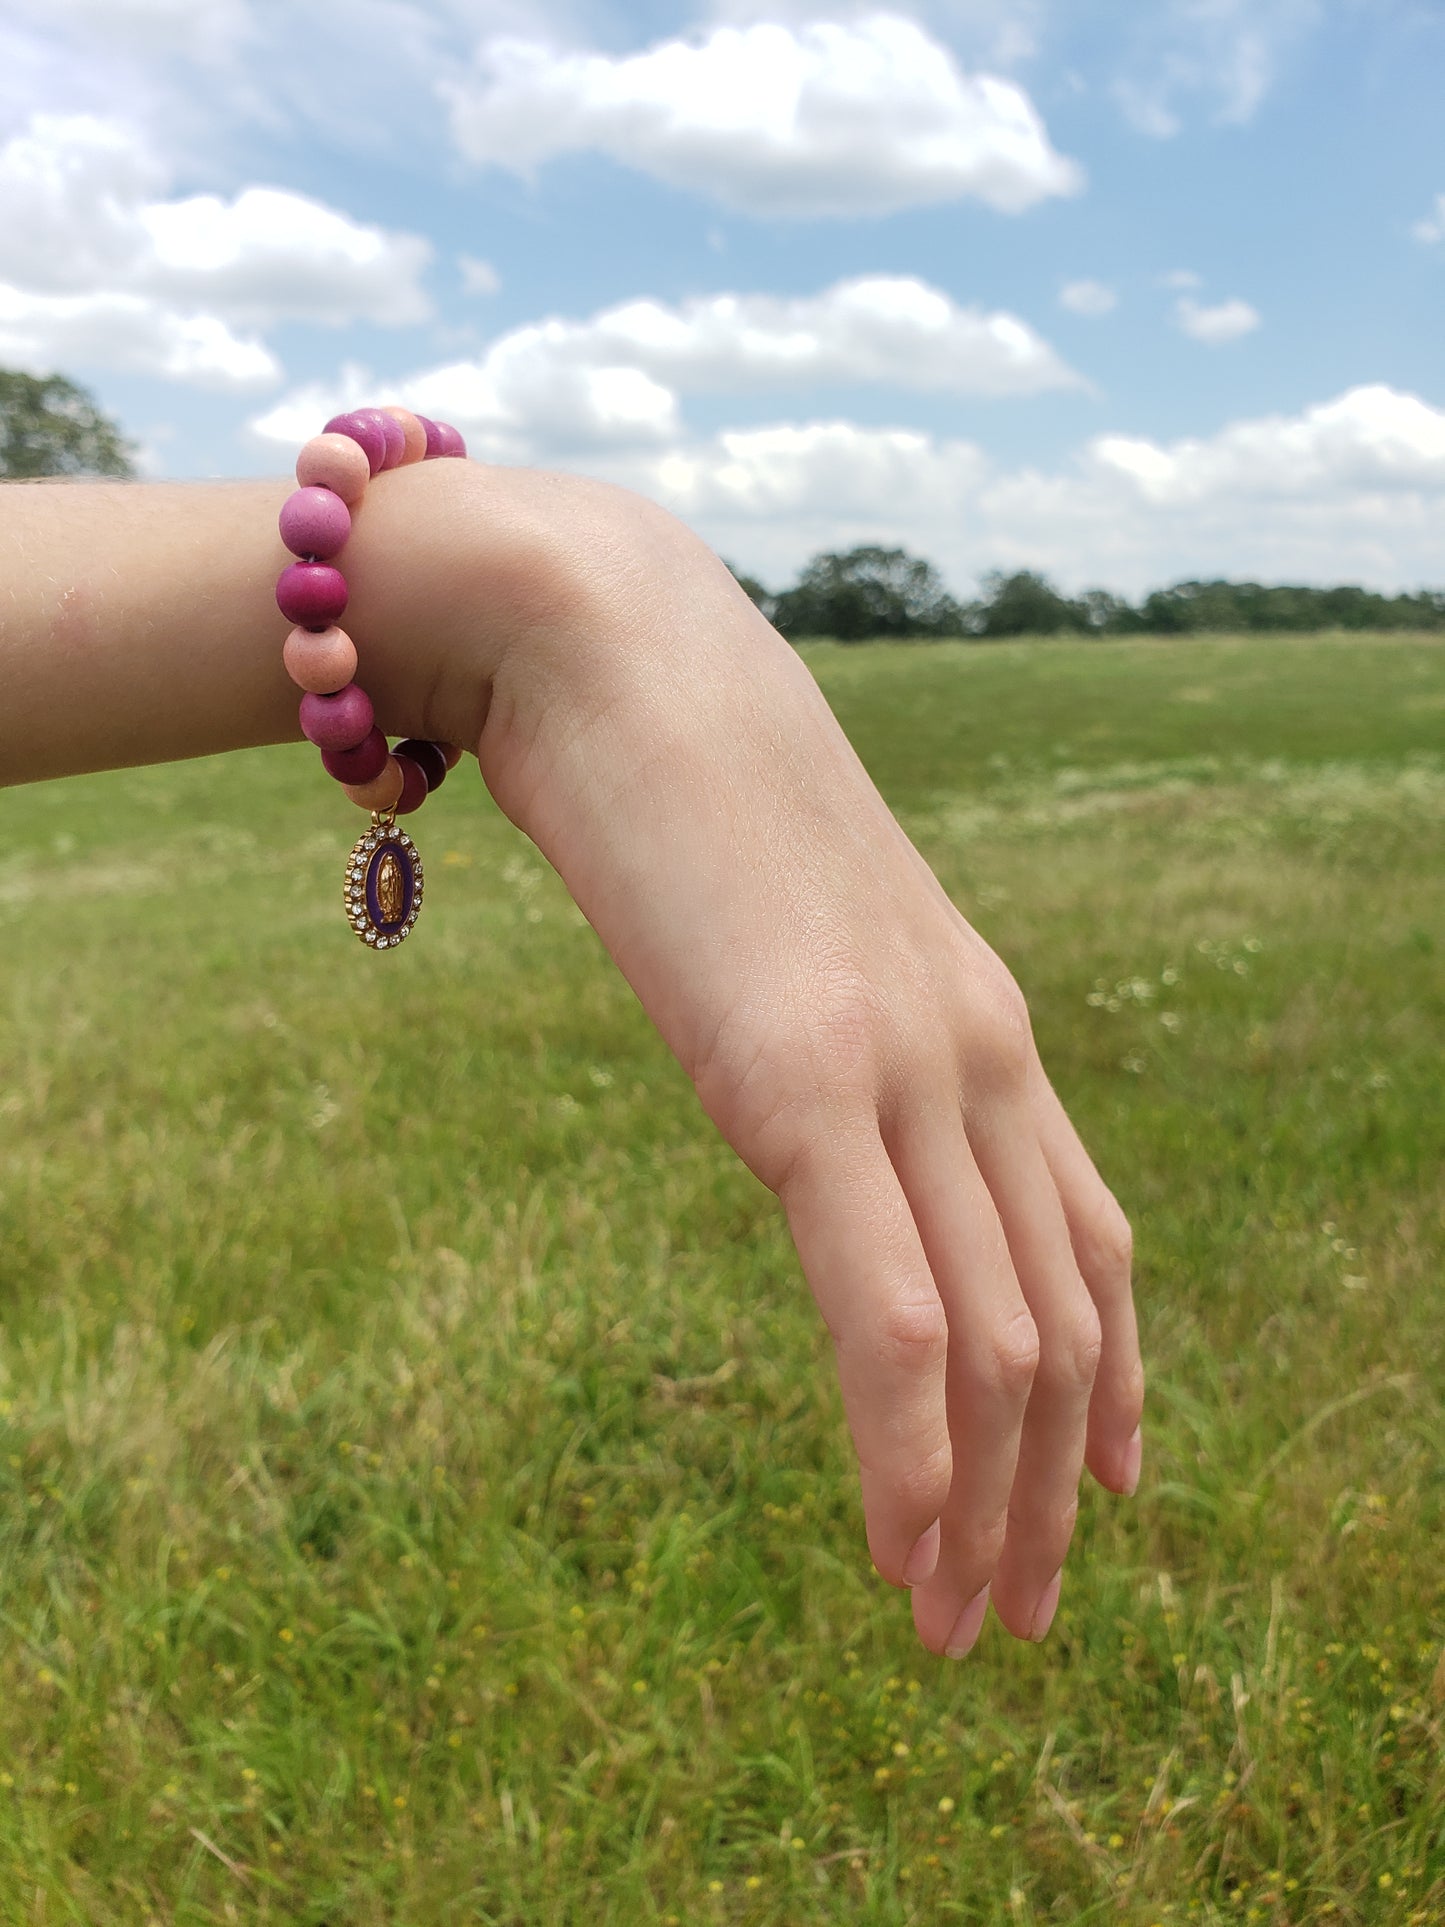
[1, 632, 1442, 1925]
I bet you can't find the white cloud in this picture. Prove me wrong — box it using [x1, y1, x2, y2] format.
[0, 285, 278, 387]
[1162, 267, 1202, 290]
[1059, 278, 1116, 317]
[704, 0, 1046, 69]
[1088, 385, 1445, 504]
[458, 254, 501, 296]
[0, 111, 432, 383]
[607, 384, 1445, 598]
[442, 13, 1082, 217]
[654, 420, 989, 522]
[1114, 0, 1321, 137]
[247, 275, 1080, 460]
[558, 277, 1080, 395]
[5, 0, 251, 63]
[1413, 193, 1445, 244]
[1174, 294, 1260, 344]
[139, 187, 431, 326]
[0, 113, 166, 293]
[248, 357, 680, 459]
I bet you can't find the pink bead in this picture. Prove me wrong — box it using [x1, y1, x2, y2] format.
[300, 682, 374, 752]
[325, 411, 386, 475]
[393, 755, 428, 814]
[381, 405, 427, 465]
[283, 624, 357, 693]
[350, 407, 405, 471]
[279, 486, 352, 560]
[295, 433, 370, 505]
[343, 756, 405, 812]
[425, 419, 467, 459]
[321, 727, 388, 786]
[277, 562, 348, 626]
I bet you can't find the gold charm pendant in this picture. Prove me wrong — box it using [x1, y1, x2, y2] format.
[344, 812, 423, 949]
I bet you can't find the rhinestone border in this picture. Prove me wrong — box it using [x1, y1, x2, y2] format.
[343, 826, 424, 949]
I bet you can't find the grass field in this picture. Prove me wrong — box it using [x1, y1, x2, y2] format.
[1, 632, 1442, 1925]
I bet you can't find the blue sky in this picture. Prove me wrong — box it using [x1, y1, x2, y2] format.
[2, 0, 1442, 597]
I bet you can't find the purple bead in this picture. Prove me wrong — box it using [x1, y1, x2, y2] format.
[393, 738, 448, 792]
[429, 419, 467, 459]
[349, 407, 405, 471]
[277, 562, 348, 627]
[321, 727, 388, 786]
[279, 486, 352, 560]
[413, 415, 439, 454]
[324, 411, 386, 476]
[300, 682, 375, 752]
[393, 755, 429, 815]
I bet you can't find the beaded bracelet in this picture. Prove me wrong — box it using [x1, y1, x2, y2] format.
[276, 405, 467, 950]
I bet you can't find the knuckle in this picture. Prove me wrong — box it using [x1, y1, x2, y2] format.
[1072, 1191, 1134, 1283]
[1115, 1357, 1147, 1430]
[891, 1436, 954, 1521]
[980, 1307, 1041, 1399]
[872, 1297, 951, 1376]
[1041, 1303, 1103, 1391]
[965, 1502, 1011, 1576]
[968, 986, 1033, 1099]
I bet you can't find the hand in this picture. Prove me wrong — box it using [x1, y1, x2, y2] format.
[0, 461, 1143, 1657]
[464, 478, 1146, 1657]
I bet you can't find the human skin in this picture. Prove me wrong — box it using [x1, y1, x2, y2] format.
[0, 460, 1143, 1659]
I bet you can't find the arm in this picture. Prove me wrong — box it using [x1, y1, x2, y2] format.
[0, 462, 1143, 1657]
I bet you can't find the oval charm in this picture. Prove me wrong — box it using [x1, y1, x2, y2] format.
[344, 824, 423, 948]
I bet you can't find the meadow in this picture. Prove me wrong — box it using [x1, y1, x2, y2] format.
[0, 632, 1441, 1926]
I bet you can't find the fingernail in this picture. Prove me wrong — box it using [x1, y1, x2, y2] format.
[1030, 1570, 1063, 1642]
[944, 1585, 991, 1659]
[902, 1520, 941, 1588]
[1121, 1427, 1143, 1497]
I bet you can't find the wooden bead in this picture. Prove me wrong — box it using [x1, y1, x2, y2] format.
[300, 683, 374, 752]
[393, 738, 447, 792]
[393, 755, 428, 814]
[343, 756, 405, 812]
[277, 562, 347, 626]
[322, 727, 388, 785]
[283, 624, 357, 693]
[440, 741, 464, 769]
[295, 433, 370, 505]
[279, 485, 351, 560]
[381, 405, 428, 465]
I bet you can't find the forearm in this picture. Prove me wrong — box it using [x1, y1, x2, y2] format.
[0, 463, 645, 788]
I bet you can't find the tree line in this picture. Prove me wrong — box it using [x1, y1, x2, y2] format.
[730, 546, 1445, 640]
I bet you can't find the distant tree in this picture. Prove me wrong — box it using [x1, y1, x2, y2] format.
[971, 569, 1084, 638]
[1133, 579, 1445, 635]
[771, 545, 964, 641]
[1076, 587, 1139, 635]
[722, 559, 775, 618]
[0, 370, 135, 480]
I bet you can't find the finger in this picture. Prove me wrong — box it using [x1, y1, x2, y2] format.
[780, 1128, 954, 1589]
[1029, 1058, 1144, 1495]
[884, 1104, 1038, 1658]
[968, 1109, 1101, 1642]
